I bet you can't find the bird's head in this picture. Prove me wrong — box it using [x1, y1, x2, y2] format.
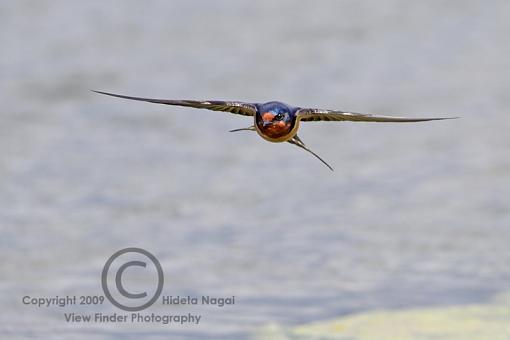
[255, 102, 297, 140]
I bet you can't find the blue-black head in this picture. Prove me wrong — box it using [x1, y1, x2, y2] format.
[255, 101, 299, 141]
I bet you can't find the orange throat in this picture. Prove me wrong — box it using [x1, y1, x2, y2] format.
[255, 112, 299, 142]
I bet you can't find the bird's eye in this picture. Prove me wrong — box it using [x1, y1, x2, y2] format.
[275, 112, 285, 120]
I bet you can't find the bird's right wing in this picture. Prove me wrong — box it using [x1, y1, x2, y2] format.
[93, 91, 257, 116]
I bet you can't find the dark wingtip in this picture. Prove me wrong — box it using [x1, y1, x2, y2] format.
[401, 116, 459, 123]
[412, 116, 460, 122]
[436, 116, 460, 120]
[90, 90, 148, 102]
[92, 90, 115, 96]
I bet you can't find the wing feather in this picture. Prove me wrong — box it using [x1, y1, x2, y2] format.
[93, 91, 257, 116]
[296, 108, 456, 123]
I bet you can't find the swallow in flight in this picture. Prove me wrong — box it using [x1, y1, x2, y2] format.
[94, 91, 454, 171]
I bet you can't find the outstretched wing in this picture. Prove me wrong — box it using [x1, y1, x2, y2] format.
[93, 91, 257, 116]
[296, 108, 456, 123]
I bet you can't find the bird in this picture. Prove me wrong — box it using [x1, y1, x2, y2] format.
[93, 90, 455, 171]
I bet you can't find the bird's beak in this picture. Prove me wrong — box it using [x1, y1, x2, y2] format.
[262, 121, 272, 127]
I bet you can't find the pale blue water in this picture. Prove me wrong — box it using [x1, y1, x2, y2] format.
[1, 1, 509, 338]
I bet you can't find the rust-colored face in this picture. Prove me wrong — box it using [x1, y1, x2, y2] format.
[256, 110, 295, 140]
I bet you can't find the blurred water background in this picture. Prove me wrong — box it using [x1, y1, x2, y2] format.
[1, 1, 509, 339]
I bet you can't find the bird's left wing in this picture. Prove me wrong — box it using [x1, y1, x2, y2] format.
[296, 108, 456, 123]
[93, 91, 257, 116]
